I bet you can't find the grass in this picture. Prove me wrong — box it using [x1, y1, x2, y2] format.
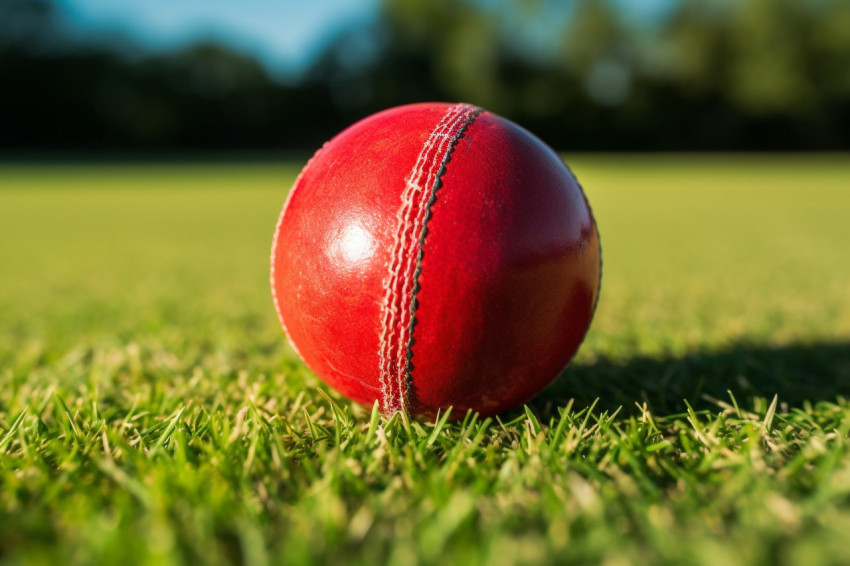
[0, 155, 848, 565]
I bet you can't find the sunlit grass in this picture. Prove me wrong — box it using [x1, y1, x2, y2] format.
[0, 156, 848, 565]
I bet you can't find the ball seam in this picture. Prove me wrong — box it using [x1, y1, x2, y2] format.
[377, 103, 482, 415]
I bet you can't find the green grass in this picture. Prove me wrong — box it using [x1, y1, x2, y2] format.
[0, 156, 848, 565]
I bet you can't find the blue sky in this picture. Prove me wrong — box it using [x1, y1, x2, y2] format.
[55, 0, 382, 76]
[53, 0, 677, 78]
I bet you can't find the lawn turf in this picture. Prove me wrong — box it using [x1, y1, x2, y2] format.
[0, 156, 849, 565]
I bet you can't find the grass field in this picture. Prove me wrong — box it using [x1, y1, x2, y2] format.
[1, 156, 849, 565]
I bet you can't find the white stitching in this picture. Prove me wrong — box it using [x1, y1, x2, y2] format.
[377, 104, 481, 414]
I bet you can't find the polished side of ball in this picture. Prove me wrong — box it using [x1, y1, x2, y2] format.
[271, 102, 601, 417]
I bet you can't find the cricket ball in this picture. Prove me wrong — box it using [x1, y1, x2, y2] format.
[271, 102, 601, 417]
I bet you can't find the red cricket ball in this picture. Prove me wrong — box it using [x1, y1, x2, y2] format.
[271, 102, 601, 417]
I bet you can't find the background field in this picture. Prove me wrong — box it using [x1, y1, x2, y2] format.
[1, 156, 849, 565]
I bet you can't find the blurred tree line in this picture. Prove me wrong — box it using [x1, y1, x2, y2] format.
[2, 0, 849, 151]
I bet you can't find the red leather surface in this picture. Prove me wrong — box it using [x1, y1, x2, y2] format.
[271, 102, 600, 417]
